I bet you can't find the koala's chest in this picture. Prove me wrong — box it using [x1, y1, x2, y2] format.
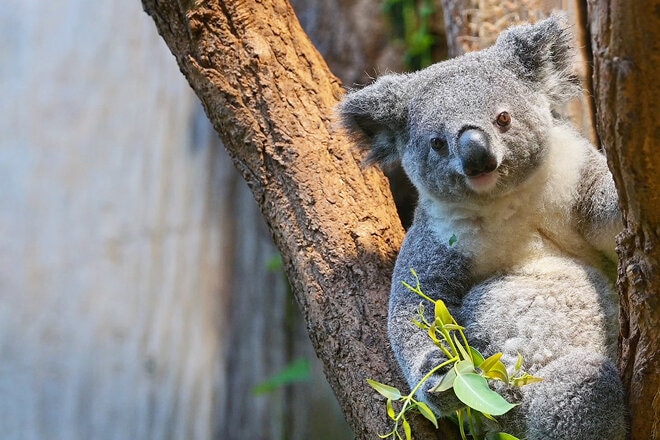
[432, 199, 580, 278]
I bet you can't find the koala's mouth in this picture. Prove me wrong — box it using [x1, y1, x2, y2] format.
[465, 170, 499, 193]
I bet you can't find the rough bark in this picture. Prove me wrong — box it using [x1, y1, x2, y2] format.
[219, 0, 405, 436]
[141, 1, 456, 438]
[439, 0, 556, 56]
[291, 0, 403, 86]
[588, 1, 660, 438]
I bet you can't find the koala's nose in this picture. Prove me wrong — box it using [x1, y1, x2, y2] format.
[457, 128, 498, 177]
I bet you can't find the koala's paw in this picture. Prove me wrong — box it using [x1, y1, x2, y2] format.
[524, 351, 626, 440]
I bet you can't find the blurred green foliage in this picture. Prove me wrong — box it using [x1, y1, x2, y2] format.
[253, 358, 312, 395]
[383, 0, 438, 70]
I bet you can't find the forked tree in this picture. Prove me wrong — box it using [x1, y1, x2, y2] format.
[142, 1, 659, 438]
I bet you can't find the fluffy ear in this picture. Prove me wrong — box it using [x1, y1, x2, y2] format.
[338, 74, 410, 167]
[495, 12, 581, 105]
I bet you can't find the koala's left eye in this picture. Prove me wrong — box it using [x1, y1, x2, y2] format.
[495, 111, 512, 128]
[430, 136, 448, 154]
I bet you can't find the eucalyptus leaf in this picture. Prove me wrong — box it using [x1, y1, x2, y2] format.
[453, 372, 517, 416]
[479, 352, 503, 373]
[430, 368, 456, 393]
[401, 281, 417, 293]
[482, 360, 509, 383]
[481, 412, 498, 422]
[515, 352, 524, 373]
[252, 358, 310, 395]
[367, 379, 402, 400]
[416, 402, 438, 428]
[434, 299, 452, 325]
[411, 319, 427, 330]
[512, 372, 543, 387]
[455, 359, 475, 374]
[386, 398, 395, 419]
[485, 432, 520, 440]
[428, 326, 440, 344]
[403, 418, 412, 440]
[453, 334, 471, 361]
[469, 346, 485, 367]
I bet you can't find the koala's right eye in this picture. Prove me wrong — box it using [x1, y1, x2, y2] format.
[430, 136, 448, 154]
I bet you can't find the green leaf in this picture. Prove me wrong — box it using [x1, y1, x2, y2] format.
[481, 411, 498, 422]
[443, 323, 465, 331]
[403, 418, 412, 440]
[252, 358, 311, 395]
[454, 334, 471, 361]
[482, 360, 509, 383]
[469, 346, 485, 368]
[511, 372, 543, 387]
[401, 281, 417, 294]
[456, 408, 468, 440]
[454, 359, 475, 374]
[479, 352, 503, 373]
[449, 234, 458, 246]
[411, 319, 427, 330]
[427, 325, 440, 344]
[434, 299, 452, 325]
[485, 432, 521, 440]
[386, 398, 396, 420]
[453, 372, 517, 416]
[515, 352, 524, 373]
[265, 253, 283, 272]
[416, 401, 438, 428]
[367, 379, 402, 400]
[430, 368, 456, 393]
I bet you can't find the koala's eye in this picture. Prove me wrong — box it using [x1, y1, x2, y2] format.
[495, 111, 512, 128]
[430, 136, 448, 153]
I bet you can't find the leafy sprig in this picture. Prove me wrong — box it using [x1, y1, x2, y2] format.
[368, 269, 541, 440]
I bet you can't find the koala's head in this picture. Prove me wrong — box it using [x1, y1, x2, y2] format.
[339, 14, 580, 203]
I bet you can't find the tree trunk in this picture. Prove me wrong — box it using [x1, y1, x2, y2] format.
[141, 1, 456, 438]
[588, 1, 660, 438]
[292, 0, 403, 86]
[217, 0, 407, 435]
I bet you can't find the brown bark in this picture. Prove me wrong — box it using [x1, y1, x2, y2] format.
[588, 1, 660, 439]
[439, 0, 558, 57]
[141, 0, 456, 438]
[291, 0, 403, 85]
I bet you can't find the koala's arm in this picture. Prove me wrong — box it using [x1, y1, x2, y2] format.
[388, 221, 473, 416]
[573, 148, 622, 262]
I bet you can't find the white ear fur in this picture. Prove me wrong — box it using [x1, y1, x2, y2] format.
[338, 74, 410, 167]
[495, 13, 581, 105]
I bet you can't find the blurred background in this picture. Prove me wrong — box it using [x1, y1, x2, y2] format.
[0, 0, 592, 439]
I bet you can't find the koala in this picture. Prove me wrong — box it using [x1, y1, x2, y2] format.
[339, 14, 626, 440]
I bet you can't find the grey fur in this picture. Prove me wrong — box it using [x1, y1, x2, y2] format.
[339, 13, 626, 439]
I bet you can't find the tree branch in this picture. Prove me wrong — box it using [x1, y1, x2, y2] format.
[141, 0, 456, 438]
